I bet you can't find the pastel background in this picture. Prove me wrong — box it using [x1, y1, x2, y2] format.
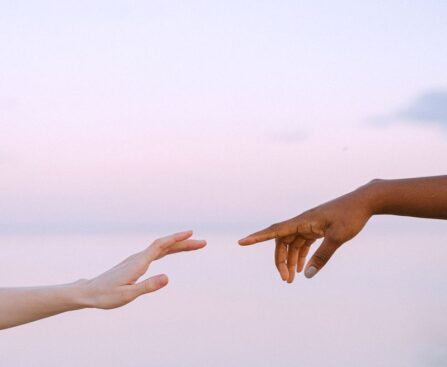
[0, 1, 446, 366]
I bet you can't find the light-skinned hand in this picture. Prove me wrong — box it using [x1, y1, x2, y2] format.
[84, 230, 206, 309]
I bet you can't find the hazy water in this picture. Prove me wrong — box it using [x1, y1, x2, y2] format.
[0, 224, 446, 367]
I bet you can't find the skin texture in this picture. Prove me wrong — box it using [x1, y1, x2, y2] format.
[239, 176, 447, 283]
[0, 231, 206, 330]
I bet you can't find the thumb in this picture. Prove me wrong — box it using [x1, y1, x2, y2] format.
[304, 237, 340, 279]
[133, 274, 169, 297]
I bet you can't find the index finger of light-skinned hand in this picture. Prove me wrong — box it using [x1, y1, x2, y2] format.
[145, 230, 194, 258]
[239, 220, 297, 246]
[165, 239, 207, 256]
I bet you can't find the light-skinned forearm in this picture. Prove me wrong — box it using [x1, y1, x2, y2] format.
[0, 280, 89, 330]
[361, 176, 447, 219]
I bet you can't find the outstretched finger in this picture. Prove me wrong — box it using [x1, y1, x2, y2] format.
[145, 231, 194, 259]
[239, 220, 297, 246]
[166, 239, 207, 256]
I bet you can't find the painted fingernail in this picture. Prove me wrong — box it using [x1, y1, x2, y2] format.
[305, 266, 317, 279]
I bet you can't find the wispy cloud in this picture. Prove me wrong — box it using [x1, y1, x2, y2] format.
[399, 90, 447, 125]
[371, 89, 447, 129]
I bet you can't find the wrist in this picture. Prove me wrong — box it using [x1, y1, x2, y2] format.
[68, 279, 96, 309]
[356, 178, 387, 216]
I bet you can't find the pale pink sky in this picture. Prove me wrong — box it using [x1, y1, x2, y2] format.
[1, 1, 447, 233]
[1, 230, 446, 366]
[1, 2, 447, 366]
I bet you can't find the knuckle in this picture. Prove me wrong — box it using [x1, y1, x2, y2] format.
[295, 222, 307, 233]
[150, 240, 167, 254]
[132, 259, 148, 275]
[155, 239, 168, 250]
[312, 252, 330, 266]
[282, 235, 294, 245]
[268, 224, 281, 237]
[309, 222, 324, 236]
[143, 281, 152, 293]
[275, 259, 284, 268]
[152, 239, 162, 247]
[143, 279, 158, 293]
[368, 178, 383, 185]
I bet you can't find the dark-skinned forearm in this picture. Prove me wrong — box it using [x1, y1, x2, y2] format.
[361, 176, 447, 220]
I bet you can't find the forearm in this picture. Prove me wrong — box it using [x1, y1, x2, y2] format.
[362, 176, 447, 219]
[0, 280, 90, 330]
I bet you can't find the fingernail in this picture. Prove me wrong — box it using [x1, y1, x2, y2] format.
[305, 266, 317, 279]
[158, 274, 169, 286]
